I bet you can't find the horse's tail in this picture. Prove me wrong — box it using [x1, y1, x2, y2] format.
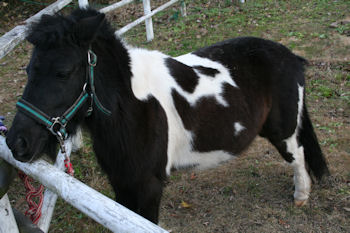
[299, 104, 330, 181]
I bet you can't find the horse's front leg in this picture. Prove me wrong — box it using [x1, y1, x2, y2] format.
[112, 174, 164, 224]
[137, 175, 164, 223]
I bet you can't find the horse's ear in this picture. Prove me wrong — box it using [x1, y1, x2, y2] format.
[75, 13, 105, 44]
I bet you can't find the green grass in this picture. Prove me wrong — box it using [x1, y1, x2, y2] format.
[124, 0, 350, 60]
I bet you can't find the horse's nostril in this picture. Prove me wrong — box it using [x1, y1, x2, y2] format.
[15, 136, 28, 157]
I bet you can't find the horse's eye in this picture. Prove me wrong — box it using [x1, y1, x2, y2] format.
[56, 71, 69, 79]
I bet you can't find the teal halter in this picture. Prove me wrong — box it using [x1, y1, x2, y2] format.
[16, 49, 111, 142]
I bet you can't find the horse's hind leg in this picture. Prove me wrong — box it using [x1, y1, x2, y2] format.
[260, 85, 311, 206]
[269, 133, 312, 206]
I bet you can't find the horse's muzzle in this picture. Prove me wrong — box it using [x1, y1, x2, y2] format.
[5, 113, 41, 163]
[6, 134, 32, 162]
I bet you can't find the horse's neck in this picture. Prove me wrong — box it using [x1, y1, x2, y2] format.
[94, 39, 132, 92]
[85, 40, 142, 150]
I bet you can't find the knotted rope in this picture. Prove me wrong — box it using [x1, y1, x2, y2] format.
[18, 156, 74, 224]
[18, 154, 74, 224]
[18, 170, 44, 224]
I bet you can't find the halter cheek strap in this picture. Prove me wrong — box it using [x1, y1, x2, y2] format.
[15, 49, 111, 142]
[87, 49, 111, 116]
[16, 91, 90, 139]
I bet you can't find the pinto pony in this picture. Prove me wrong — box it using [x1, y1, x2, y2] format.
[6, 9, 329, 223]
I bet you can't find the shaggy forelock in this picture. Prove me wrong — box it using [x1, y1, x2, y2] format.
[26, 13, 74, 48]
[26, 8, 111, 49]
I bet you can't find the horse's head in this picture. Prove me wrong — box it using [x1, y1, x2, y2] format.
[6, 9, 106, 162]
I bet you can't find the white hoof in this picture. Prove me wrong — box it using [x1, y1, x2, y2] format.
[294, 199, 308, 207]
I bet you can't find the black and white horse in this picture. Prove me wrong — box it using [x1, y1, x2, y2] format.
[6, 9, 329, 223]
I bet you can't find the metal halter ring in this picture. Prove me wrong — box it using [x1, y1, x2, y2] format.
[83, 83, 88, 92]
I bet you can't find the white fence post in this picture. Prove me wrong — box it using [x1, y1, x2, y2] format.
[0, 194, 20, 233]
[143, 0, 154, 41]
[37, 140, 73, 233]
[180, 0, 187, 16]
[116, 0, 180, 36]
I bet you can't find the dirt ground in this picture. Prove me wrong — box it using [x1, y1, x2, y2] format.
[0, 0, 349, 232]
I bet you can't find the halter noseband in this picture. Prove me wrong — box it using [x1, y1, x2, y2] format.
[16, 49, 111, 145]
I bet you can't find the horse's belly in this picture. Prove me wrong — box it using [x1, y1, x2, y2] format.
[170, 147, 235, 171]
[165, 120, 236, 174]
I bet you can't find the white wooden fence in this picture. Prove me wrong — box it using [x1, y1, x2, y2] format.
[0, 0, 186, 60]
[0, 0, 72, 60]
[0, 0, 187, 231]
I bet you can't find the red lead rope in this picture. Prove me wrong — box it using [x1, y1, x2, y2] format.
[64, 158, 74, 176]
[19, 157, 74, 224]
[18, 171, 44, 224]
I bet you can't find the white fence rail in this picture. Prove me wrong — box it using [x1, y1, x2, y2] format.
[99, 0, 134, 13]
[116, 0, 180, 36]
[0, 0, 73, 60]
[0, 136, 168, 232]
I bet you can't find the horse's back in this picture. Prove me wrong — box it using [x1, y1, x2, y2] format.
[192, 36, 308, 138]
[193, 37, 306, 86]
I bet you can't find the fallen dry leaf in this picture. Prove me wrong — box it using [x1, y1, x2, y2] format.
[190, 172, 197, 180]
[181, 201, 191, 208]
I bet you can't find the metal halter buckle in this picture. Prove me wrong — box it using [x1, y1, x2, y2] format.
[88, 50, 97, 67]
[47, 117, 66, 138]
[56, 131, 66, 154]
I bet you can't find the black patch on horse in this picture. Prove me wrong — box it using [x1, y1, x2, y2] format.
[171, 87, 256, 154]
[193, 65, 219, 77]
[165, 58, 199, 93]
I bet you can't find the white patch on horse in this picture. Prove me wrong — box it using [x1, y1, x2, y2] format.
[174, 53, 238, 107]
[284, 85, 311, 202]
[234, 122, 245, 136]
[129, 48, 235, 174]
[71, 126, 83, 152]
